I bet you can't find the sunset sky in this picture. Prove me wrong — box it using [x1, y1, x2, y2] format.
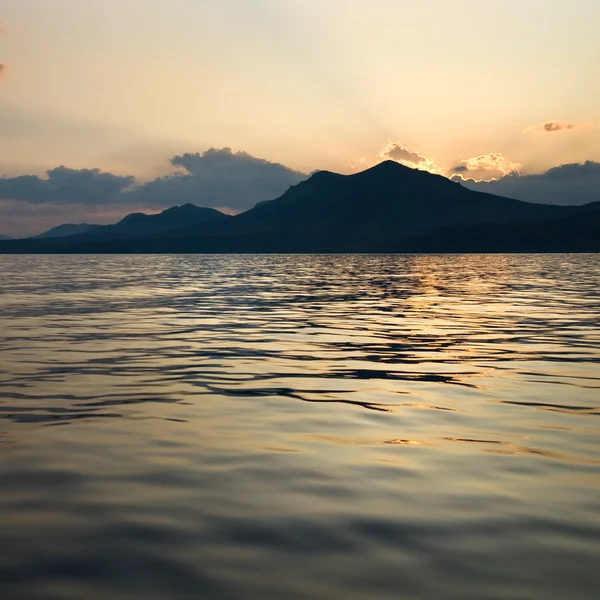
[1, 0, 600, 236]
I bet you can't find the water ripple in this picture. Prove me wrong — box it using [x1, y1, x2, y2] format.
[1, 254, 599, 599]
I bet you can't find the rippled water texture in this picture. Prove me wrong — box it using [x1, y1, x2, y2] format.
[1, 254, 599, 600]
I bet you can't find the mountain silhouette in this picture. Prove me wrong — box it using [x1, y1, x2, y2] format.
[1, 162, 598, 253]
[374, 201, 600, 253]
[33, 223, 100, 239]
[103, 203, 228, 237]
[219, 161, 565, 243]
[18, 204, 229, 247]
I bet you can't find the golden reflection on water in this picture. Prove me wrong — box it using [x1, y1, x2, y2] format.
[0, 254, 599, 600]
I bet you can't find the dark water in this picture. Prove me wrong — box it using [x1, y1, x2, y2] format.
[1, 254, 599, 600]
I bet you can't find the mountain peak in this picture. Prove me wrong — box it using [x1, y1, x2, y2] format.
[374, 159, 411, 170]
[356, 160, 422, 177]
[165, 203, 198, 212]
[33, 223, 99, 239]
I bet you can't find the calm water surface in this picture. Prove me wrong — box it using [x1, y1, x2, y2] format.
[0, 254, 599, 600]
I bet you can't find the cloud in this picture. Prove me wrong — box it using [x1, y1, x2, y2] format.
[377, 142, 442, 174]
[450, 153, 521, 181]
[379, 142, 427, 164]
[526, 121, 597, 134]
[125, 148, 308, 210]
[543, 121, 575, 132]
[0, 148, 308, 210]
[455, 161, 600, 206]
[0, 167, 134, 204]
[0, 148, 310, 236]
[345, 157, 367, 170]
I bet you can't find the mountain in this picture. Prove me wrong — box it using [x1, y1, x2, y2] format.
[120, 160, 588, 252]
[105, 203, 227, 237]
[1, 162, 598, 253]
[33, 223, 100, 239]
[4, 204, 229, 252]
[212, 161, 567, 245]
[0, 234, 12, 240]
[374, 202, 600, 253]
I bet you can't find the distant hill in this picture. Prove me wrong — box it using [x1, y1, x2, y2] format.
[105, 203, 228, 237]
[1, 163, 598, 253]
[5, 204, 229, 252]
[0, 234, 12, 241]
[33, 223, 100, 239]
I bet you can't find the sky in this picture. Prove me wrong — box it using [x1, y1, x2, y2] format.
[1, 0, 600, 236]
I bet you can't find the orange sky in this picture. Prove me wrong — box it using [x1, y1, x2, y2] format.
[1, 0, 599, 179]
[1, 1, 600, 236]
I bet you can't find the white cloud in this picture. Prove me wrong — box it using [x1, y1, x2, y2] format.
[450, 153, 521, 182]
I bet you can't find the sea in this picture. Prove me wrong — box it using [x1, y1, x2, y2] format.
[0, 254, 599, 600]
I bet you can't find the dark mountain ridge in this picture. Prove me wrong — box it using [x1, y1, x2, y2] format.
[6, 203, 229, 251]
[105, 203, 228, 237]
[1, 162, 598, 253]
[33, 223, 101, 239]
[224, 161, 565, 238]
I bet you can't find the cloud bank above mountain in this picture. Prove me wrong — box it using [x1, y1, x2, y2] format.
[377, 142, 442, 175]
[127, 149, 307, 212]
[1, 145, 599, 237]
[0, 148, 308, 236]
[450, 153, 522, 181]
[0, 167, 134, 205]
[0, 149, 307, 209]
[453, 161, 600, 206]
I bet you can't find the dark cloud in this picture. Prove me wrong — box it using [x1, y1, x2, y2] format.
[0, 167, 134, 204]
[454, 161, 600, 206]
[0, 167, 133, 204]
[127, 148, 307, 210]
[0, 148, 308, 211]
[0, 148, 310, 235]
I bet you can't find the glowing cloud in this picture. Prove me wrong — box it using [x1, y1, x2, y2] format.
[450, 153, 521, 182]
[377, 142, 442, 175]
[455, 161, 600, 206]
[379, 142, 427, 164]
[344, 157, 367, 171]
